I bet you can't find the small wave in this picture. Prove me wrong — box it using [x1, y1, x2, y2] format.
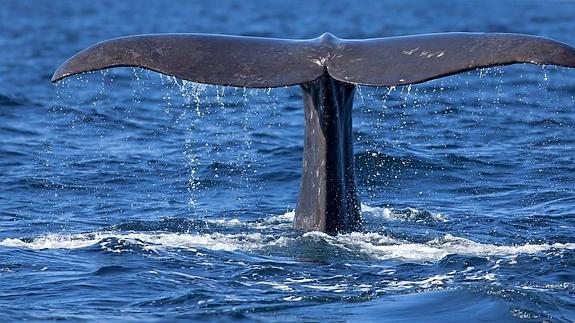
[2, 224, 572, 263]
[108, 210, 294, 233]
[276, 232, 574, 263]
[91, 265, 131, 276]
[0, 93, 27, 107]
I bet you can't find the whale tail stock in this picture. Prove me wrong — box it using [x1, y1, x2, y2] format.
[52, 33, 575, 234]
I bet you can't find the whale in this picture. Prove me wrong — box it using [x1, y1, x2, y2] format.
[52, 32, 575, 234]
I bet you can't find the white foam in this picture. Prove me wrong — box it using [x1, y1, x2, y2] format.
[520, 282, 573, 292]
[337, 233, 575, 262]
[267, 210, 295, 223]
[0, 210, 298, 252]
[388, 274, 452, 290]
[465, 273, 497, 281]
[0, 231, 270, 252]
[285, 277, 316, 283]
[1, 230, 573, 264]
[203, 210, 294, 230]
[0, 234, 105, 250]
[253, 281, 294, 292]
[252, 210, 294, 230]
[204, 218, 243, 226]
[361, 204, 447, 222]
[427, 234, 575, 257]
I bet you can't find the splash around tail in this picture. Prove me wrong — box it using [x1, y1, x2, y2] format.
[52, 32, 575, 234]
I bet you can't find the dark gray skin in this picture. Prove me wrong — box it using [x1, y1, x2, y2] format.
[295, 73, 361, 233]
[52, 32, 575, 234]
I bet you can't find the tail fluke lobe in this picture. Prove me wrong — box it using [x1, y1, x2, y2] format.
[52, 32, 575, 87]
[328, 33, 575, 86]
[51, 34, 325, 87]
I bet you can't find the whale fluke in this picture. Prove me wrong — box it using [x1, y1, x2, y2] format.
[52, 33, 575, 87]
[51, 34, 324, 87]
[52, 33, 575, 234]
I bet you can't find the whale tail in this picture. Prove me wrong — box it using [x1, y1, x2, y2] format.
[52, 32, 575, 87]
[52, 33, 575, 234]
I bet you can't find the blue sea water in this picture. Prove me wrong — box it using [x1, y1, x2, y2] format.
[1, 0, 574, 321]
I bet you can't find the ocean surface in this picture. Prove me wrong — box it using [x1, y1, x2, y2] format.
[1, 0, 574, 321]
